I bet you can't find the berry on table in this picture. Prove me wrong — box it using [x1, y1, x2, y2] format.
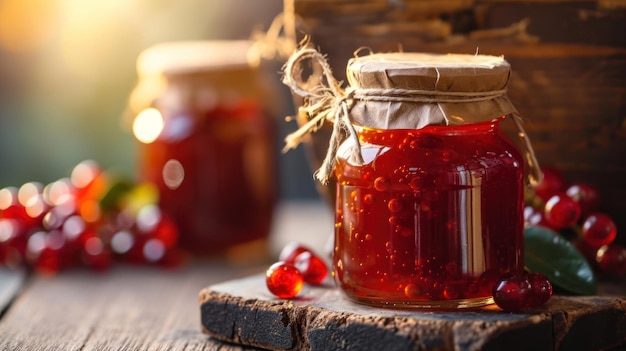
[266, 262, 304, 299]
[526, 272, 553, 308]
[492, 271, 552, 312]
[492, 272, 532, 312]
[0, 160, 185, 274]
[278, 241, 313, 263]
[294, 250, 328, 285]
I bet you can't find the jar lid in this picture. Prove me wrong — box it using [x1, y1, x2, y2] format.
[136, 40, 255, 76]
[347, 52, 510, 93]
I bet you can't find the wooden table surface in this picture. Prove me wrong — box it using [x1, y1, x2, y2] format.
[0, 201, 624, 351]
[0, 201, 333, 351]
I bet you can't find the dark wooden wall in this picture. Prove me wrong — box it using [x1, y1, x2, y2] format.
[291, 0, 626, 238]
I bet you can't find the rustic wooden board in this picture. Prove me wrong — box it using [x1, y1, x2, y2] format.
[200, 274, 626, 351]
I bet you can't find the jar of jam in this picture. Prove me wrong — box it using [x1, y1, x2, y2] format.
[283, 50, 540, 308]
[129, 41, 277, 256]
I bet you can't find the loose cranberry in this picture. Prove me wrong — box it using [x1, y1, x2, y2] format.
[492, 272, 532, 312]
[526, 272, 552, 308]
[294, 251, 328, 285]
[266, 262, 304, 299]
[543, 194, 581, 229]
[278, 241, 312, 263]
[581, 213, 617, 248]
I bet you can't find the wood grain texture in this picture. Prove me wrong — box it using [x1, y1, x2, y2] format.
[200, 274, 626, 351]
[0, 262, 263, 351]
[0, 202, 333, 351]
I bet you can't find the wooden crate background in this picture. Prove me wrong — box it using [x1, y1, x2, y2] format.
[289, 0, 626, 237]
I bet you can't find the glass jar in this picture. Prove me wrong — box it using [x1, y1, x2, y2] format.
[334, 119, 524, 308]
[129, 41, 277, 256]
[329, 53, 536, 308]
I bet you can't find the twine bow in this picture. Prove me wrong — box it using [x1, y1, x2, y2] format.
[282, 45, 364, 184]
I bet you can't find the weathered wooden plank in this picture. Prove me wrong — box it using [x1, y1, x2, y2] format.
[200, 274, 626, 351]
[0, 262, 263, 351]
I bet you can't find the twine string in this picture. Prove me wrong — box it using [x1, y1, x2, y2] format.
[282, 45, 364, 184]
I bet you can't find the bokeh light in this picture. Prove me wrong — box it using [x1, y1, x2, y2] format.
[133, 108, 164, 144]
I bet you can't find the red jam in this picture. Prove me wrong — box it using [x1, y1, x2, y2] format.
[137, 99, 275, 255]
[333, 118, 524, 308]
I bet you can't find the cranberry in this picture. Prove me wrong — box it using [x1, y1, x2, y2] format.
[266, 262, 304, 299]
[543, 194, 581, 229]
[0, 187, 30, 224]
[596, 244, 626, 276]
[526, 272, 553, 308]
[294, 251, 328, 285]
[278, 241, 312, 263]
[532, 167, 566, 202]
[492, 272, 532, 312]
[565, 182, 600, 217]
[581, 213, 617, 248]
[136, 205, 179, 249]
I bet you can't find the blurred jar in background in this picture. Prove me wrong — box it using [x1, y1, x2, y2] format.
[129, 41, 277, 257]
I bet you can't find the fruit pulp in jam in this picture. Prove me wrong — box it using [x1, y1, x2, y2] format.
[334, 118, 524, 308]
[137, 99, 275, 255]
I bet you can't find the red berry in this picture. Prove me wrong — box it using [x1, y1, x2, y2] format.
[278, 241, 312, 263]
[543, 194, 581, 229]
[294, 251, 328, 285]
[492, 272, 532, 312]
[566, 182, 600, 217]
[266, 262, 304, 299]
[596, 244, 626, 276]
[532, 167, 566, 202]
[581, 213, 617, 248]
[134, 205, 179, 250]
[526, 272, 552, 308]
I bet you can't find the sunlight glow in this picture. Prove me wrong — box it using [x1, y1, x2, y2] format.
[133, 108, 164, 144]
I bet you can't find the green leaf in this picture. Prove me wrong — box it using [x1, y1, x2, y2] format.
[524, 225, 597, 295]
[99, 178, 134, 212]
